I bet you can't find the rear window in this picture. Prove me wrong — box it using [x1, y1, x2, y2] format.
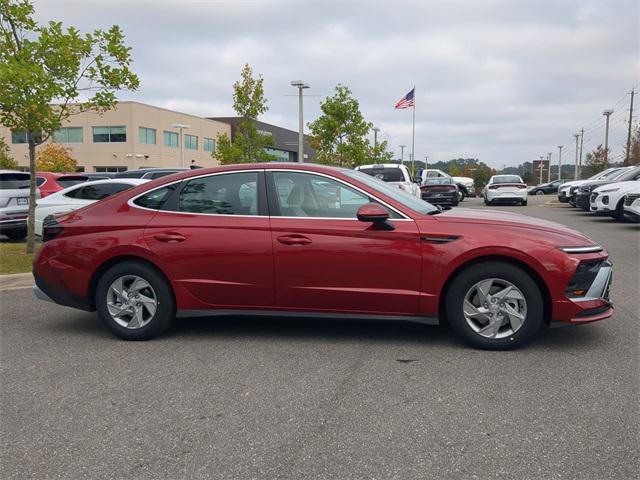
[492, 176, 523, 184]
[56, 176, 88, 188]
[424, 177, 453, 185]
[0, 173, 30, 190]
[133, 185, 175, 210]
[358, 168, 404, 182]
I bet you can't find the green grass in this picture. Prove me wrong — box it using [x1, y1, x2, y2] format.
[0, 242, 39, 275]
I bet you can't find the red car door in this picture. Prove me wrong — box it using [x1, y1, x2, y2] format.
[143, 170, 274, 309]
[267, 170, 422, 315]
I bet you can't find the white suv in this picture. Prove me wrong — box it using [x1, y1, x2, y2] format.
[0, 170, 41, 240]
[590, 175, 640, 220]
[355, 164, 421, 198]
[623, 191, 640, 222]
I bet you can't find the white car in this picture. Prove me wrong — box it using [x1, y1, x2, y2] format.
[557, 167, 626, 204]
[590, 178, 640, 219]
[0, 170, 41, 240]
[421, 169, 475, 200]
[483, 174, 528, 206]
[355, 163, 421, 198]
[623, 191, 640, 222]
[35, 179, 147, 236]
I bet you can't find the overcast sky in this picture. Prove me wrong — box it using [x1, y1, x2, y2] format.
[36, 0, 639, 168]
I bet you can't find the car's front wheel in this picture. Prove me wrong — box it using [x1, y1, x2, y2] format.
[445, 262, 544, 350]
[535, 190, 545, 195]
[96, 261, 175, 340]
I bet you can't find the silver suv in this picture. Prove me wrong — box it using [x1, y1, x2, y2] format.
[0, 170, 40, 240]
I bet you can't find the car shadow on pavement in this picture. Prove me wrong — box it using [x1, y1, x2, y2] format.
[43, 310, 608, 352]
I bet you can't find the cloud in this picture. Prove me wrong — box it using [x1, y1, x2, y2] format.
[33, 0, 639, 167]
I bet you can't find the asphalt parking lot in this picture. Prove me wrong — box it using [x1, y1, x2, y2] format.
[1, 195, 638, 480]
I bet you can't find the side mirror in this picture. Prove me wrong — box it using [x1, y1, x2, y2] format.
[357, 203, 393, 228]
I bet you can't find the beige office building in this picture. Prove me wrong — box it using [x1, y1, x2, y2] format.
[1, 101, 231, 172]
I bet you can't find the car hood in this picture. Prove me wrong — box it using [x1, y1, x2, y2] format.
[433, 208, 597, 246]
[593, 180, 640, 193]
[560, 180, 586, 189]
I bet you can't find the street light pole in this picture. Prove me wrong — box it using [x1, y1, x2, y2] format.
[372, 127, 380, 162]
[557, 145, 563, 180]
[603, 109, 613, 166]
[399, 144, 406, 164]
[573, 133, 580, 180]
[290, 80, 310, 163]
[547, 152, 552, 182]
[172, 123, 191, 168]
[539, 155, 545, 184]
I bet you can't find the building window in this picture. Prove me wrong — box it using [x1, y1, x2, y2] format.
[53, 127, 83, 143]
[203, 137, 215, 152]
[163, 131, 179, 148]
[139, 127, 156, 145]
[185, 134, 198, 150]
[11, 131, 27, 144]
[93, 126, 126, 143]
[94, 166, 127, 173]
[264, 147, 291, 162]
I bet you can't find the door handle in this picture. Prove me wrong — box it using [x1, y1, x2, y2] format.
[277, 234, 312, 246]
[153, 232, 186, 243]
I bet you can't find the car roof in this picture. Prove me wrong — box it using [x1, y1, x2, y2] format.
[0, 169, 29, 174]
[356, 164, 405, 169]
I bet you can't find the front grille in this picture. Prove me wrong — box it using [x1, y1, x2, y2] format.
[624, 193, 640, 206]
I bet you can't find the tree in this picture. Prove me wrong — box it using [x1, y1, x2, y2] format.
[214, 64, 275, 165]
[308, 84, 372, 167]
[0, 0, 139, 252]
[36, 143, 76, 172]
[624, 125, 640, 166]
[369, 138, 394, 164]
[0, 135, 17, 169]
[584, 144, 608, 178]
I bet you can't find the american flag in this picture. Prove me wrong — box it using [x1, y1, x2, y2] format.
[394, 88, 415, 109]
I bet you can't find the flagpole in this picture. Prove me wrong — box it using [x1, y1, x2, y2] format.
[411, 86, 416, 178]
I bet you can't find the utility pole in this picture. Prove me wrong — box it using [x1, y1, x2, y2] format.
[424, 155, 428, 175]
[557, 145, 563, 180]
[579, 128, 584, 179]
[573, 133, 580, 180]
[625, 89, 635, 165]
[603, 109, 613, 167]
[547, 152, 552, 182]
[399, 144, 406, 164]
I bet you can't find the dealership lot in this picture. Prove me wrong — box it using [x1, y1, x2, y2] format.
[1, 195, 638, 479]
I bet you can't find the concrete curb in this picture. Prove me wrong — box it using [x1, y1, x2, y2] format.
[0, 272, 34, 291]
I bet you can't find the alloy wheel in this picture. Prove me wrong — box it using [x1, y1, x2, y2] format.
[463, 278, 527, 339]
[106, 275, 158, 329]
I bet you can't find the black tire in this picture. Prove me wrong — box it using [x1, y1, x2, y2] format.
[451, 199, 459, 207]
[4, 229, 27, 240]
[535, 190, 545, 196]
[484, 197, 491, 206]
[95, 261, 175, 340]
[459, 190, 466, 202]
[521, 200, 528, 206]
[445, 262, 544, 350]
[612, 199, 625, 221]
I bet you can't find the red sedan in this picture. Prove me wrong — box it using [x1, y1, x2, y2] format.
[32, 163, 613, 349]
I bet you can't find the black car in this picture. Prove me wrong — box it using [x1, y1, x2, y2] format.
[420, 177, 459, 206]
[575, 166, 640, 210]
[528, 179, 565, 195]
[113, 168, 188, 180]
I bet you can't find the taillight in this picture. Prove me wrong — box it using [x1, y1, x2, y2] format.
[488, 185, 499, 189]
[42, 215, 64, 242]
[517, 184, 527, 189]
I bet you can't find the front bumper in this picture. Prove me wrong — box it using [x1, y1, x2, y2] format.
[575, 192, 591, 209]
[0, 214, 27, 232]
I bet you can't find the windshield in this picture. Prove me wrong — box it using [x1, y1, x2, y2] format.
[358, 167, 404, 182]
[492, 175, 523, 184]
[345, 170, 438, 215]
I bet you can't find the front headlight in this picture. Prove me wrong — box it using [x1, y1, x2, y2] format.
[599, 188, 619, 193]
[559, 245, 604, 253]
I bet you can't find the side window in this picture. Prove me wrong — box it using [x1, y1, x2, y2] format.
[75, 183, 133, 201]
[36, 177, 46, 187]
[63, 186, 82, 198]
[133, 185, 175, 210]
[178, 172, 259, 215]
[272, 172, 371, 218]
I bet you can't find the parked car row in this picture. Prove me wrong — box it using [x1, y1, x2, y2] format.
[557, 166, 640, 222]
[1, 167, 187, 240]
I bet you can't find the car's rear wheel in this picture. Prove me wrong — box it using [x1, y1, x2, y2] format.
[484, 197, 492, 205]
[535, 190, 545, 195]
[445, 262, 544, 350]
[96, 261, 175, 340]
[4, 229, 27, 240]
[521, 199, 528, 206]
